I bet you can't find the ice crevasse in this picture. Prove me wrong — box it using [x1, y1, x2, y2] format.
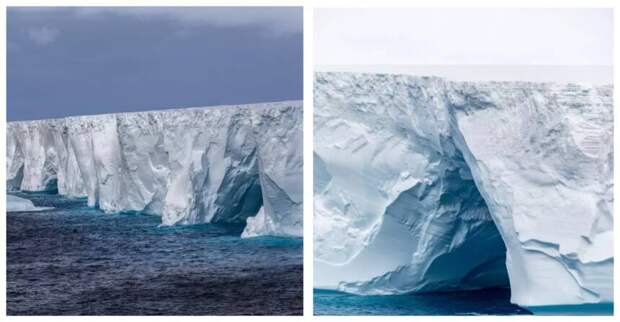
[6, 101, 302, 238]
[314, 72, 613, 311]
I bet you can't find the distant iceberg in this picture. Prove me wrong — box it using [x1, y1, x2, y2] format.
[7, 195, 53, 212]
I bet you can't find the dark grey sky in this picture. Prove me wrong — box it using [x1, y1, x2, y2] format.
[7, 7, 303, 121]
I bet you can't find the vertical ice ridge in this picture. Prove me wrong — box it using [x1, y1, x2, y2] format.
[6, 101, 303, 238]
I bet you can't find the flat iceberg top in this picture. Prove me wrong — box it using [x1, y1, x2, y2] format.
[316, 71, 613, 88]
[315, 65, 613, 86]
[8, 100, 302, 124]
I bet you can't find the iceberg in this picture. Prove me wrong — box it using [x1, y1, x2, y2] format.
[314, 72, 613, 311]
[6, 101, 302, 238]
[6, 194, 53, 212]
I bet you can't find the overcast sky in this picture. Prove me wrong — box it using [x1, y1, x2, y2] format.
[8, 7, 302, 121]
[315, 8, 613, 67]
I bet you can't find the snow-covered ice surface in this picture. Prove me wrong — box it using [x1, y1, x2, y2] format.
[314, 72, 613, 311]
[6, 101, 302, 238]
[6, 194, 53, 212]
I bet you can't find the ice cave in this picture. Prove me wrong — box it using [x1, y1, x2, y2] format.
[314, 72, 613, 313]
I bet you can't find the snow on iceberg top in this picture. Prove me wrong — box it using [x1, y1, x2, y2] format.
[315, 71, 613, 89]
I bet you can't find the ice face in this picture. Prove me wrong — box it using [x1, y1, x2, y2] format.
[449, 81, 613, 307]
[314, 72, 613, 308]
[6, 101, 302, 238]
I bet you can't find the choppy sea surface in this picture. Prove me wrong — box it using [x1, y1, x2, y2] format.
[314, 288, 531, 316]
[7, 192, 302, 315]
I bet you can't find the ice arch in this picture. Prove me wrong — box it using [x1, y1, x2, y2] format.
[314, 72, 613, 312]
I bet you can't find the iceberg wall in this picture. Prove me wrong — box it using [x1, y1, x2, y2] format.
[314, 72, 613, 309]
[6, 101, 303, 238]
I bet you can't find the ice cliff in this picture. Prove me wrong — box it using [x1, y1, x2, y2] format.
[6, 101, 302, 238]
[314, 72, 613, 310]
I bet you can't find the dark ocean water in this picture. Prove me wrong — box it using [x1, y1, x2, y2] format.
[314, 288, 531, 316]
[7, 192, 302, 315]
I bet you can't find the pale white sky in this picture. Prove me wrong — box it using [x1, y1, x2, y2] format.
[315, 8, 613, 68]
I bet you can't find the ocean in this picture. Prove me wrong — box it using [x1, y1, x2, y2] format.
[314, 288, 531, 316]
[7, 192, 302, 315]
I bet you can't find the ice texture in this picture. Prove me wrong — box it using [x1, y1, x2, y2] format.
[6, 101, 302, 238]
[314, 72, 613, 309]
